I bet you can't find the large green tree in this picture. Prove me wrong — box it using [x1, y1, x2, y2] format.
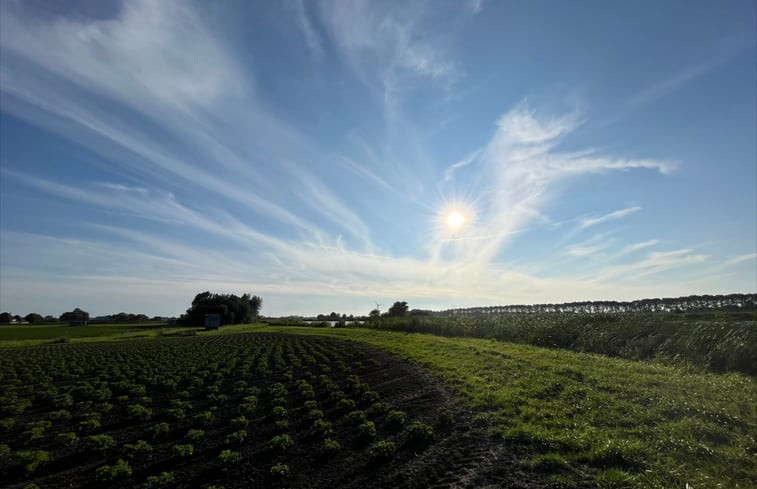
[387, 301, 409, 317]
[25, 313, 44, 324]
[182, 292, 262, 326]
[60, 308, 89, 322]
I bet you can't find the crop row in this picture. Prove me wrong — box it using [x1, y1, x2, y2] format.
[0, 333, 449, 488]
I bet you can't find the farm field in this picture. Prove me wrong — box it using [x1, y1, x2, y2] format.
[0, 324, 192, 345]
[0, 323, 755, 488]
[0, 333, 539, 489]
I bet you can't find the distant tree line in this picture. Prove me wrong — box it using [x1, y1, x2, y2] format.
[181, 292, 262, 326]
[0, 308, 167, 325]
[443, 293, 757, 316]
[0, 308, 90, 325]
[368, 301, 431, 319]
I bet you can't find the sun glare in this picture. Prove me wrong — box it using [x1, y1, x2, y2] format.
[446, 211, 464, 229]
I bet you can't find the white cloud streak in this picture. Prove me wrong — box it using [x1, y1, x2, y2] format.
[579, 206, 641, 230]
[290, 0, 324, 57]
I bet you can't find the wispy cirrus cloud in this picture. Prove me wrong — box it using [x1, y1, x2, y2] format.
[289, 0, 324, 57]
[432, 102, 672, 266]
[579, 206, 641, 230]
[318, 0, 458, 97]
[0, 0, 376, 246]
[1, 0, 746, 317]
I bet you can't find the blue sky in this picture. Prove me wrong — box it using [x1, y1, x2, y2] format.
[1, 0, 755, 317]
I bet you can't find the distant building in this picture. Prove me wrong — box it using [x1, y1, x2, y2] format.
[204, 313, 220, 330]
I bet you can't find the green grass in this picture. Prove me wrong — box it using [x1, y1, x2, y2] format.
[353, 313, 757, 375]
[239, 325, 757, 488]
[0, 323, 194, 345]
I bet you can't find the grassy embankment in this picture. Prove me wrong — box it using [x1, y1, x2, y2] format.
[239, 324, 757, 488]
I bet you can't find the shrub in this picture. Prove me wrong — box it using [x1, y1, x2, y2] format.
[128, 404, 153, 421]
[55, 431, 79, 447]
[271, 406, 287, 419]
[268, 383, 287, 398]
[322, 438, 341, 453]
[97, 402, 114, 413]
[217, 449, 241, 472]
[77, 417, 101, 433]
[49, 409, 71, 421]
[21, 420, 52, 444]
[170, 399, 192, 411]
[166, 408, 186, 421]
[347, 410, 367, 425]
[193, 411, 214, 426]
[369, 402, 389, 414]
[303, 400, 318, 410]
[86, 434, 115, 451]
[141, 471, 174, 488]
[271, 395, 287, 407]
[387, 410, 407, 426]
[54, 393, 74, 408]
[230, 416, 248, 430]
[336, 398, 356, 411]
[225, 430, 247, 444]
[270, 463, 290, 478]
[346, 375, 362, 392]
[150, 422, 170, 439]
[95, 459, 132, 481]
[121, 440, 152, 459]
[406, 421, 433, 444]
[172, 443, 194, 457]
[307, 409, 324, 420]
[361, 390, 380, 404]
[274, 419, 289, 431]
[239, 402, 257, 416]
[185, 429, 205, 441]
[14, 450, 50, 473]
[270, 434, 294, 452]
[0, 417, 16, 431]
[311, 418, 333, 436]
[369, 440, 396, 461]
[357, 421, 377, 439]
[435, 407, 455, 428]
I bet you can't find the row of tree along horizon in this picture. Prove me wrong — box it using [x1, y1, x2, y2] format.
[1, 293, 754, 326]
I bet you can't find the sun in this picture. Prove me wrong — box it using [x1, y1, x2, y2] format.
[446, 211, 464, 229]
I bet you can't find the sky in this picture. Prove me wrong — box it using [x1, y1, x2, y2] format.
[0, 0, 755, 318]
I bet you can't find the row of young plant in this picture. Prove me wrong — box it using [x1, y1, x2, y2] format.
[352, 313, 756, 375]
[0, 333, 453, 487]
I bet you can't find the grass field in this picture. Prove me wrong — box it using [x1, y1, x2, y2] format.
[1, 320, 755, 487]
[0, 323, 191, 345]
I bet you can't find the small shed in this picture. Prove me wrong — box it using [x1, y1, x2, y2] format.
[204, 313, 221, 330]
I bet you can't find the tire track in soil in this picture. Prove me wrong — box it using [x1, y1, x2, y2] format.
[339, 344, 549, 489]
